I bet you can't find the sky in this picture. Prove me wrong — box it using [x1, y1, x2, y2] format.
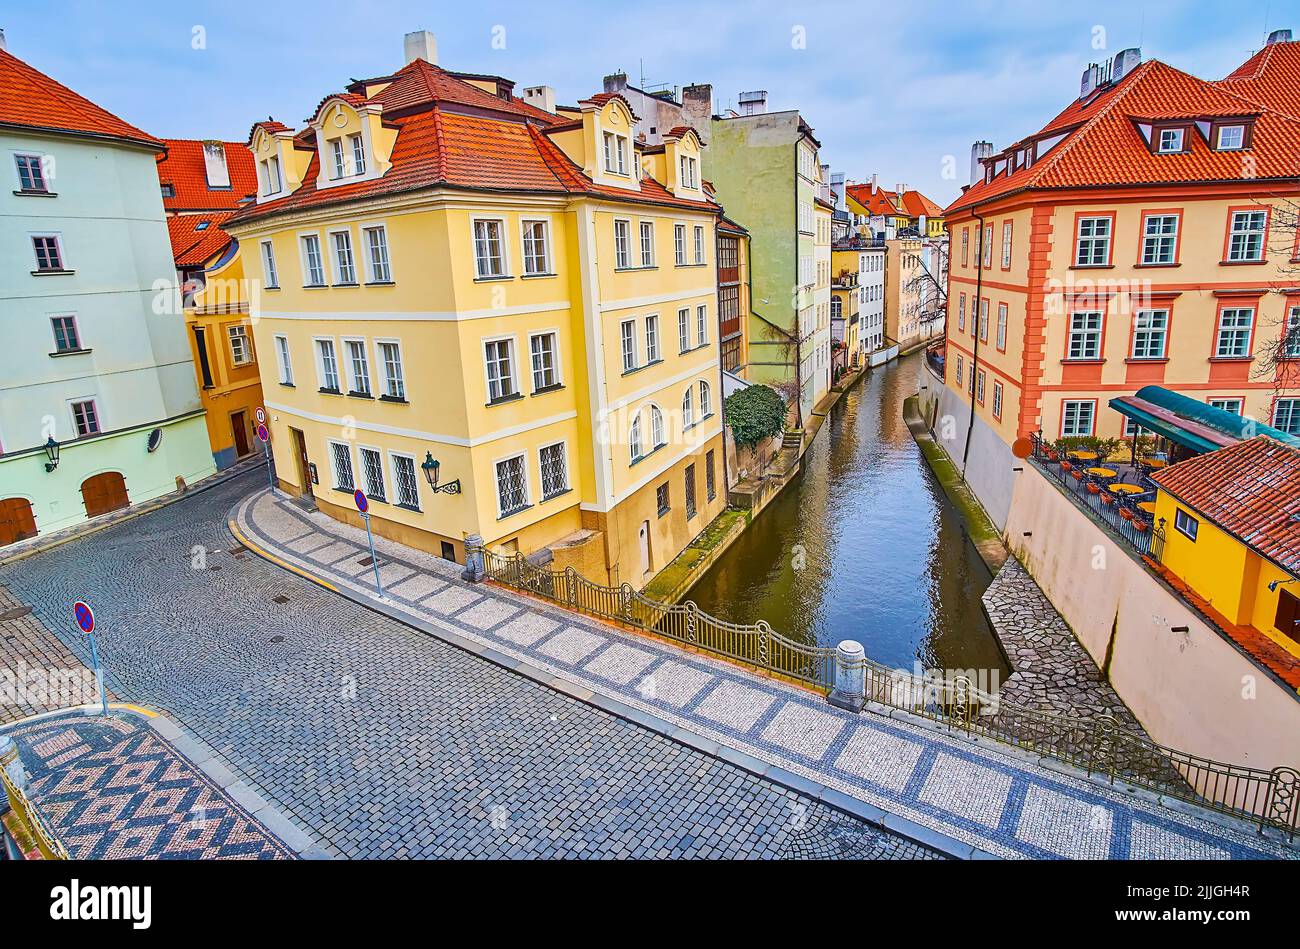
[5, 1, 1299, 206]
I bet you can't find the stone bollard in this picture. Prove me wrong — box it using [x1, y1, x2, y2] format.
[461, 533, 486, 583]
[0, 733, 29, 795]
[828, 640, 867, 712]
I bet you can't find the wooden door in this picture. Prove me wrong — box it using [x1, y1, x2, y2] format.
[0, 497, 37, 546]
[231, 410, 250, 457]
[81, 472, 129, 518]
[291, 428, 313, 497]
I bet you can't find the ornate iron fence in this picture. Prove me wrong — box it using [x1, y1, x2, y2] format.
[1, 767, 68, 859]
[478, 547, 1298, 839]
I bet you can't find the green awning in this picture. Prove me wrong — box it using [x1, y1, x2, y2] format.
[1109, 385, 1300, 454]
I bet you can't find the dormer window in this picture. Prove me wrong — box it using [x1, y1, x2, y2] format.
[350, 135, 366, 175]
[679, 155, 698, 189]
[260, 156, 282, 196]
[160, 183, 175, 198]
[603, 131, 628, 175]
[331, 138, 347, 179]
[1157, 128, 1185, 153]
[1216, 124, 1245, 150]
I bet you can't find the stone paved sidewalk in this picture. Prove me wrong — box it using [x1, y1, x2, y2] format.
[982, 560, 1144, 729]
[233, 489, 1295, 860]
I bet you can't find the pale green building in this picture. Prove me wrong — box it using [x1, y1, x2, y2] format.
[0, 45, 213, 547]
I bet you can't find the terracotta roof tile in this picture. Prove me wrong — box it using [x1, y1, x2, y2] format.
[947, 59, 1300, 215]
[0, 48, 160, 149]
[1152, 436, 1300, 574]
[1220, 40, 1300, 120]
[157, 139, 258, 212]
[167, 212, 235, 267]
[846, 184, 901, 216]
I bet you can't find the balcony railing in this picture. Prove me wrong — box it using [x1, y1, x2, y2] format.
[1027, 433, 1165, 558]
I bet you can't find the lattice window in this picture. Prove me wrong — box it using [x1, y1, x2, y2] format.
[330, 442, 354, 490]
[393, 454, 419, 509]
[359, 447, 386, 502]
[539, 443, 568, 499]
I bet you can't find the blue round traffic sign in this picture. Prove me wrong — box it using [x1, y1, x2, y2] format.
[73, 601, 94, 634]
[256, 423, 270, 443]
[354, 489, 368, 513]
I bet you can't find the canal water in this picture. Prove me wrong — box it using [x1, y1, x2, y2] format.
[685, 353, 1010, 677]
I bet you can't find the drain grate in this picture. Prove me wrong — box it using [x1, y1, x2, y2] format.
[269, 635, 285, 644]
[272, 595, 290, 604]
[357, 556, 375, 567]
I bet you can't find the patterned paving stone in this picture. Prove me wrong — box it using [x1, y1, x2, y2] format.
[694, 681, 776, 732]
[760, 703, 847, 760]
[583, 643, 656, 685]
[640, 660, 713, 708]
[494, 612, 561, 647]
[0, 472, 939, 860]
[1016, 784, 1113, 859]
[455, 598, 521, 631]
[918, 753, 1012, 828]
[834, 727, 924, 792]
[537, 626, 605, 665]
[312, 542, 357, 566]
[1129, 820, 1233, 860]
[388, 573, 445, 602]
[422, 586, 482, 615]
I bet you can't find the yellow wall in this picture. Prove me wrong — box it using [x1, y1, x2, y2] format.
[1155, 489, 1300, 658]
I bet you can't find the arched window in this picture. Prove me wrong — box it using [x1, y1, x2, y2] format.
[629, 414, 642, 461]
[650, 405, 666, 449]
[682, 388, 694, 428]
[699, 380, 712, 418]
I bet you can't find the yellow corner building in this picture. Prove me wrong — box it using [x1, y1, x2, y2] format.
[223, 33, 727, 589]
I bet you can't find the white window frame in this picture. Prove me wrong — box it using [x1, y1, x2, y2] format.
[1208, 397, 1243, 415]
[1273, 398, 1300, 435]
[1141, 213, 1179, 265]
[349, 133, 367, 175]
[274, 333, 293, 385]
[260, 239, 279, 288]
[620, 319, 638, 372]
[1132, 309, 1169, 359]
[314, 336, 340, 392]
[644, 314, 660, 363]
[520, 218, 551, 276]
[357, 444, 388, 502]
[375, 337, 405, 400]
[613, 219, 632, 269]
[638, 220, 655, 267]
[483, 335, 519, 402]
[1074, 216, 1112, 267]
[1215, 307, 1254, 358]
[674, 224, 687, 265]
[1286, 305, 1300, 359]
[1066, 311, 1103, 360]
[471, 216, 509, 279]
[1157, 128, 1184, 153]
[528, 330, 561, 391]
[389, 451, 421, 510]
[361, 223, 393, 283]
[1001, 221, 1013, 267]
[677, 307, 691, 353]
[493, 451, 531, 518]
[538, 440, 570, 500]
[299, 232, 326, 287]
[1227, 210, 1266, 262]
[227, 324, 253, 366]
[329, 227, 356, 285]
[327, 439, 355, 491]
[1174, 508, 1200, 541]
[696, 303, 708, 346]
[700, 379, 712, 418]
[330, 138, 347, 180]
[341, 336, 372, 396]
[693, 225, 705, 265]
[996, 303, 1008, 350]
[1061, 400, 1096, 437]
[1216, 125, 1245, 151]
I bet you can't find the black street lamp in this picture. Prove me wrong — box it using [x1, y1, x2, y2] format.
[43, 437, 60, 473]
[421, 451, 461, 495]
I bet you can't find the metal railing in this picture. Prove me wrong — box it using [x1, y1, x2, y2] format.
[1028, 433, 1162, 558]
[477, 547, 1299, 839]
[1, 767, 68, 859]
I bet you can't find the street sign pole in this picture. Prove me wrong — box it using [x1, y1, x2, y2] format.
[354, 489, 384, 598]
[256, 413, 275, 497]
[73, 601, 108, 717]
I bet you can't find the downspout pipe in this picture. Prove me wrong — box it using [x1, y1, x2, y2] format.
[961, 208, 986, 474]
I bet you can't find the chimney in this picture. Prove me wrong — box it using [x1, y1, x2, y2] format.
[0, 29, 7, 52]
[737, 90, 767, 116]
[603, 72, 628, 94]
[202, 142, 230, 188]
[870, 173, 878, 194]
[682, 83, 712, 140]
[1080, 62, 1101, 99]
[895, 182, 904, 197]
[969, 141, 993, 185]
[1111, 47, 1141, 83]
[523, 85, 557, 115]
[404, 30, 437, 65]
[1267, 28, 1293, 45]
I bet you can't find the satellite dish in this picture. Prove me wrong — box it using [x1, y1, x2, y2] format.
[146, 428, 162, 453]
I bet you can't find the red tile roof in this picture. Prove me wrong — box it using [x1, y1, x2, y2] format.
[227, 61, 717, 227]
[1152, 436, 1300, 575]
[167, 212, 235, 267]
[946, 58, 1300, 215]
[898, 189, 943, 218]
[1220, 40, 1300, 120]
[846, 183, 901, 216]
[157, 139, 259, 211]
[0, 48, 161, 149]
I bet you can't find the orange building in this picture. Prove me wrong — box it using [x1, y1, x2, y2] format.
[938, 37, 1300, 527]
[156, 140, 265, 469]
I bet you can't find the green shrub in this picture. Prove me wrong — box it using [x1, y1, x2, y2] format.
[724, 384, 786, 450]
[1052, 434, 1124, 460]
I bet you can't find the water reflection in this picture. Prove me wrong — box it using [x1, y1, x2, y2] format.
[686, 354, 1010, 676]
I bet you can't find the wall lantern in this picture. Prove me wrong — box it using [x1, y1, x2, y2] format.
[43, 437, 60, 473]
[421, 451, 461, 495]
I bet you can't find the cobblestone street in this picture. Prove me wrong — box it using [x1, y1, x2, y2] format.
[0, 470, 935, 860]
